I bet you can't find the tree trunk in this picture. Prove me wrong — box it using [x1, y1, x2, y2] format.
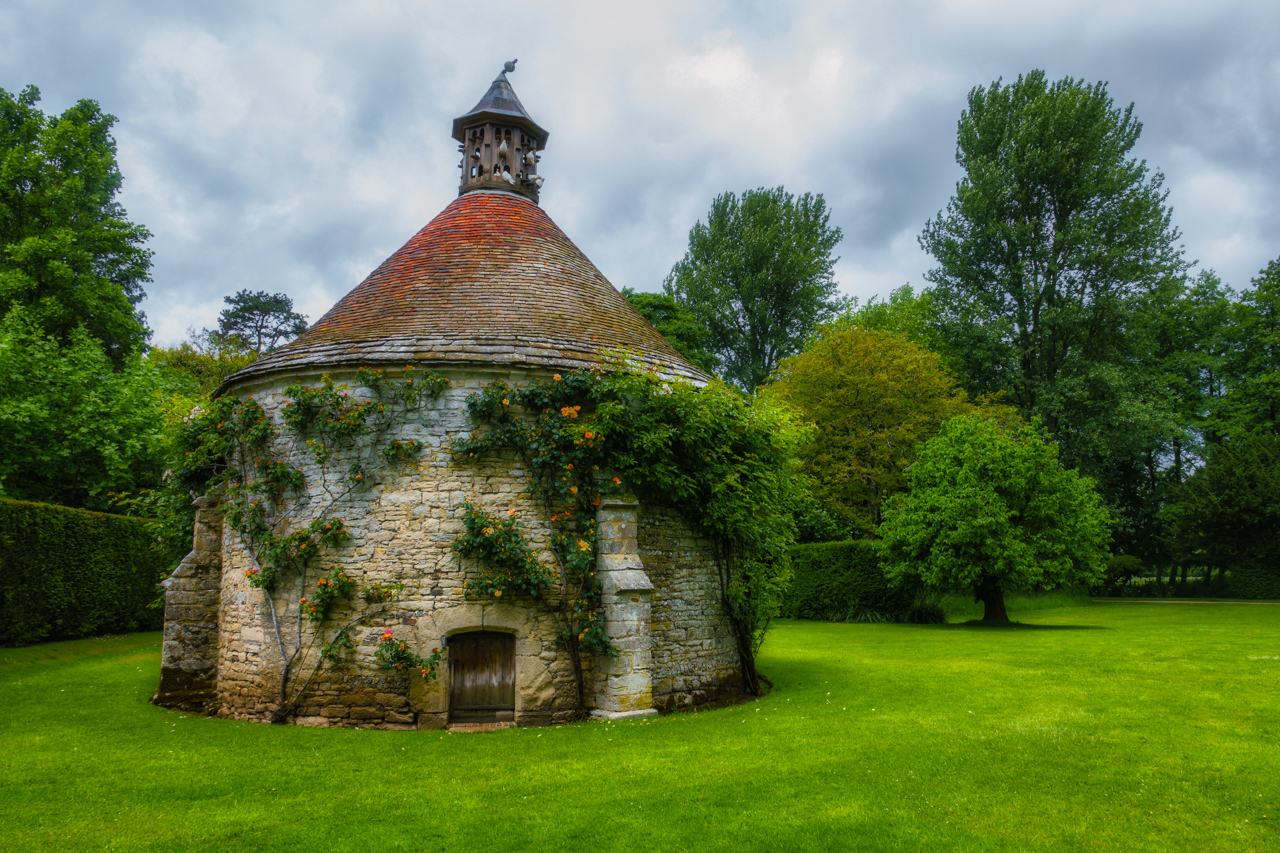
[713, 541, 761, 696]
[974, 577, 1009, 622]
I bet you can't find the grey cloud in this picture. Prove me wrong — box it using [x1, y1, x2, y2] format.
[3, 0, 1278, 344]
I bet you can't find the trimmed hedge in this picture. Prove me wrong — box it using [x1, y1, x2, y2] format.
[0, 498, 169, 646]
[1227, 565, 1280, 601]
[780, 540, 915, 622]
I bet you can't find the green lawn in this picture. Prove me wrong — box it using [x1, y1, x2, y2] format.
[1, 603, 1276, 852]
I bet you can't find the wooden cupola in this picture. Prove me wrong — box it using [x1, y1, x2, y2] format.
[452, 60, 550, 203]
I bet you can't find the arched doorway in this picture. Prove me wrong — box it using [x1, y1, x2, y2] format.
[448, 631, 516, 724]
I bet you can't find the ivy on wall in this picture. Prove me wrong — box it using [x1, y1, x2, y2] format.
[453, 362, 807, 697]
[175, 358, 806, 718]
[451, 370, 622, 706]
[178, 367, 448, 722]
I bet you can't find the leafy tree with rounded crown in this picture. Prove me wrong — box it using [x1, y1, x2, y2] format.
[763, 326, 987, 538]
[664, 186, 844, 390]
[880, 412, 1109, 622]
[821, 285, 950, 359]
[0, 307, 164, 510]
[115, 330, 260, 563]
[0, 85, 152, 364]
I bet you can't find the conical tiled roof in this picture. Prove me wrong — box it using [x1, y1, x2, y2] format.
[222, 192, 710, 390]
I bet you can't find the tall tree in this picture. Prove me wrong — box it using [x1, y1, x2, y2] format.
[880, 413, 1110, 622]
[1159, 258, 1280, 593]
[1110, 271, 1235, 572]
[1216, 257, 1280, 437]
[214, 289, 308, 354]
[0, 85, 152, 363]
[664, 187, 844, 390]
[621, 287, 719, 373]
[919, 72, 1188, 495]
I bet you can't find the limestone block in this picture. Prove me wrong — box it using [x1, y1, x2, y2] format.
[408, 669, 447, 714]
[606, 672, 651, 695]
[598, 554, 643, 573]
[417, 711, 448, 730]
[516, 656, 557, 711]
[600, 570, 653, 595]
[595, 693, 625, 713]
[595, 655, 632, 676]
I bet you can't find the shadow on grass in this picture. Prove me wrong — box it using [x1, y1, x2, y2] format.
[944, 620, 1105, 630]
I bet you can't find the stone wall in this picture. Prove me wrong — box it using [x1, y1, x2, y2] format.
[192, 363, 740, 727]
[639, 505, 743, 710]
[212, 365, 586, 728]
[153, 496, 223, 713]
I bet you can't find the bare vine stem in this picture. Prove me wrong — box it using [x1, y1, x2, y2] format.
[521, 445, 585, 708]
[214, 370, 445, 723]
[273, 606, 391, 721]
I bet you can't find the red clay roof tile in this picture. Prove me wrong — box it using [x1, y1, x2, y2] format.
[223, 191, 709, 390]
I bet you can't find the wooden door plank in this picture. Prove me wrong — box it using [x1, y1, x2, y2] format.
[449, 632, 516, 722]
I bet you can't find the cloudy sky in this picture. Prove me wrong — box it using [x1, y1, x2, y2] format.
[4, 0, 1277, 345]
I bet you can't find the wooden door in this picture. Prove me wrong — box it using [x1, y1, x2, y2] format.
[449, 631, 516, 723]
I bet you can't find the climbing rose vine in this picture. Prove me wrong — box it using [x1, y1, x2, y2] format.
[176, 366, 450, 721]
[453, 361, 806, 698]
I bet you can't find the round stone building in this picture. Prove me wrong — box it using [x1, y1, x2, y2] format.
[154, 66, 743, 729]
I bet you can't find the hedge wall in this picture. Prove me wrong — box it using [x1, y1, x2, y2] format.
[779, 540, 915, 622]
[0, 498, 170, 646]
[1229, 565, 1280, 601]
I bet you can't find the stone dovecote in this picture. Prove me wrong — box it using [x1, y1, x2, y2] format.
[158, 65, 741, 729]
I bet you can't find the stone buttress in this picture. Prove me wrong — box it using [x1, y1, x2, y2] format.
[153, 496, 223, 713]
[592, 496, 658, 719]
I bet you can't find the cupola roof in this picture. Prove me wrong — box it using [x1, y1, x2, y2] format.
[221, 192, 710, 390]
[451, 62, 548, 150]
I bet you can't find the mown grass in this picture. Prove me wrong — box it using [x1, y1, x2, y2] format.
[1, 603, 1276, 852]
